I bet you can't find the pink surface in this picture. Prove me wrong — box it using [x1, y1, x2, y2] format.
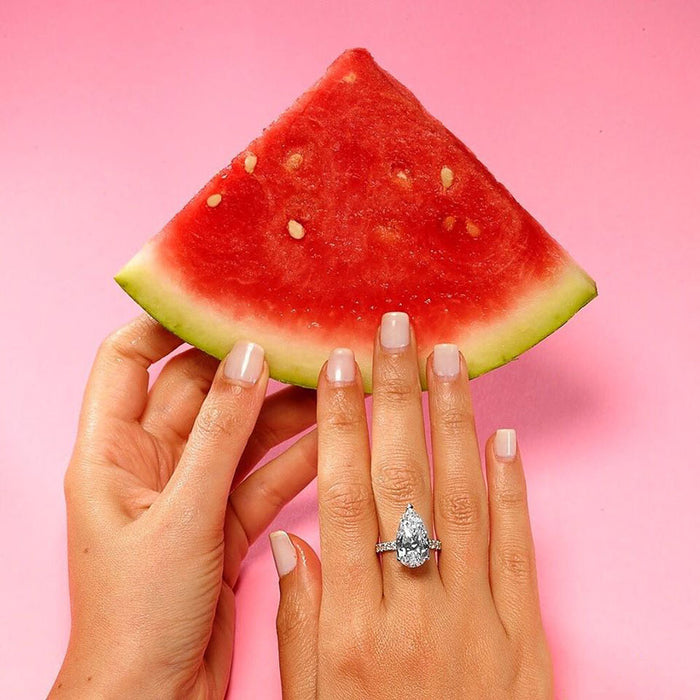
[1, 1, 697, 697]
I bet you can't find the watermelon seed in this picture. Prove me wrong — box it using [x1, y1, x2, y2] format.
[206, 193, 222, 208]
[443, 216, 456, 231]
[342, 72, 357, 83]
[466, 221, 481, 238]
[244, 153, 258, 174]
[441, 166, 454, 189]
[286, 153, 303, 170]
[287, 220, 306, 240]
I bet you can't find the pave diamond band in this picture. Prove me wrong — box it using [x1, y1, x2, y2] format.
[375, 539, 442, 553]
[375, 504, 441, 568]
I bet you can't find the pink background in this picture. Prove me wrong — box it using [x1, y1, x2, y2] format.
[1, 1, 698, 697]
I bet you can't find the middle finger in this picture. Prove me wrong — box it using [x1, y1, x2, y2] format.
[371, 312, 438, 589]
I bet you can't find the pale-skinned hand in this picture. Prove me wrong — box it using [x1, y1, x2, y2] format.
[272, 312, 554, 699]
[50, 315, 317, 698]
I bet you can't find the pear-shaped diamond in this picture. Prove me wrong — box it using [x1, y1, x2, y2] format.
[395, 504, 430, 568]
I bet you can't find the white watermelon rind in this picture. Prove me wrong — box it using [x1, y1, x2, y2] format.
[115, 242, 597, 392]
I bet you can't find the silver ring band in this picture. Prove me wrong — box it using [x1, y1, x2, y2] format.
[375, 539, 442, 553]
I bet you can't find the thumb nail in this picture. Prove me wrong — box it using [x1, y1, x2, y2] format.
[269, 530, 297, 577]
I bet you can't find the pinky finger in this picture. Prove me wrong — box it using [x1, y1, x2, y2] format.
[272, 533, 321, 700]
[486, 429, 543, 639]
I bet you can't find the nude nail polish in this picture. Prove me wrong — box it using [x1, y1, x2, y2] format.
[224, 340, 264, 385]
[433, 343, 460, 378]
[269, 530, 297, 577]
[494, 429, 517, 461]
[326, 348, 355, 384]
[380, 311, 409, 350]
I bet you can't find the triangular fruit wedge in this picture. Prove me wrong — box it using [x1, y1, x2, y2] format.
[116, 48, 596, 391]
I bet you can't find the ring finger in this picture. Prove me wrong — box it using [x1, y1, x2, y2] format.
[371, 312, 438, 592]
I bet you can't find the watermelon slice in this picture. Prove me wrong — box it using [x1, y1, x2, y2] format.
[116, 48, 596, 391]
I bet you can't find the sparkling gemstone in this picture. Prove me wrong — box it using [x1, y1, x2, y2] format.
[395, 504, 430, 567]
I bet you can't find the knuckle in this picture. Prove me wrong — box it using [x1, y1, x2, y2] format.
[253, 476, 287, 512]
[97, 316, 163, 367]
[437, 490, 485, 531]
[498, 545, 535, 581]
[169, 354, 215, 394]
[437, 405, 474, 433]
[99, 322, 141, 361]
[324, 410, 363, 431]
[398, 632, 429, 667]
[195, 402, 241, 441]
[373, 458, 427, 502]
[374, 375, 417, 404]
[97, 329, 125, 363]
[322, 391, 365, 431]
[320, 635, 352, 670]
[321, 621, 375, 674]
[495, 485, 527, 510]
[321, 482, 373, 525]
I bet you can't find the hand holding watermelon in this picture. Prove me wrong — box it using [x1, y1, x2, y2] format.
[50, 315, 317, 697]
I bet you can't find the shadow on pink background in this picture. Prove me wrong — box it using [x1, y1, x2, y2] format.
[1, 1, 698, 697]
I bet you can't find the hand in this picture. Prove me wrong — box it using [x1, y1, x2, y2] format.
[50, 315, 317, 698]
[272, 312, 554, 699]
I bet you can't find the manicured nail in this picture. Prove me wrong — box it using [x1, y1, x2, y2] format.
[380, 311, 409, 350]
[326, 347, 355, 384]
[494, 428, 517, 461]
[224, 340, 264, 385]
[269, 530, 297, 577]
[433, 343, 460, 378]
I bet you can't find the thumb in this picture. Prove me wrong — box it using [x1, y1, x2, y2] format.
[270, 531, 321, 700]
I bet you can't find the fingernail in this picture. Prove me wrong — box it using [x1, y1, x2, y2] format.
[380, 311, 409, 350]
[224, 340, 264, 385]
[269, 531, 297, 577]
[433, 343, 460, 378]
[494, 428, 517, 461]
[326, 347, 355, 384]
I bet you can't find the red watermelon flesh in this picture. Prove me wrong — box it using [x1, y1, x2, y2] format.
[116, 48, 596, 391]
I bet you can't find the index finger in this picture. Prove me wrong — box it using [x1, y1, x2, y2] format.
[81, 314, 182, 433]
[317, 348, 382, 605]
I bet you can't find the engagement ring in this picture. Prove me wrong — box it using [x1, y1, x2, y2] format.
[375, 504, 441, 568]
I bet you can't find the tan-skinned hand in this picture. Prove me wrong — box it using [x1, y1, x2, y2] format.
[50, 315, 317, 698]
[272, 312, 554, 699]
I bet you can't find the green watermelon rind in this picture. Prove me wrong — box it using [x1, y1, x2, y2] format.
[115, 243, 597, 392]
